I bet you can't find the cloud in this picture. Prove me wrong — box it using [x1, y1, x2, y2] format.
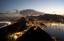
[41, 8, 64, 15]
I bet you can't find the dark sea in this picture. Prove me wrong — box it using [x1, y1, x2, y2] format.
[43, 25, 64, 41]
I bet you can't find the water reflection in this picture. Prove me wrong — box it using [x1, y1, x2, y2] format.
[43, 23, 64, 41]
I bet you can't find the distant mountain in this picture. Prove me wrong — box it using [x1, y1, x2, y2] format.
[20, 9, 44, 16]
[27, 14, 64, 23]
[0, 9, 64, 23]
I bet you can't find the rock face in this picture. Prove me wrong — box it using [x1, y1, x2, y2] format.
[17, 27, 53, 41]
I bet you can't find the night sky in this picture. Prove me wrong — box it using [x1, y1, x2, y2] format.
[0, 0, 64, 15]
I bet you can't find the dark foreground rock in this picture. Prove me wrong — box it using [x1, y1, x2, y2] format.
[0, 17, 54, 41]
[17, 27, 54, 41]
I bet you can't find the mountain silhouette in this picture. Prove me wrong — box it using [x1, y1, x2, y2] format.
[0, 17, 54, 41]
[20, 9, 43, 16]
[17, 27, 54, 41]
[0, 17, 27, 41]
